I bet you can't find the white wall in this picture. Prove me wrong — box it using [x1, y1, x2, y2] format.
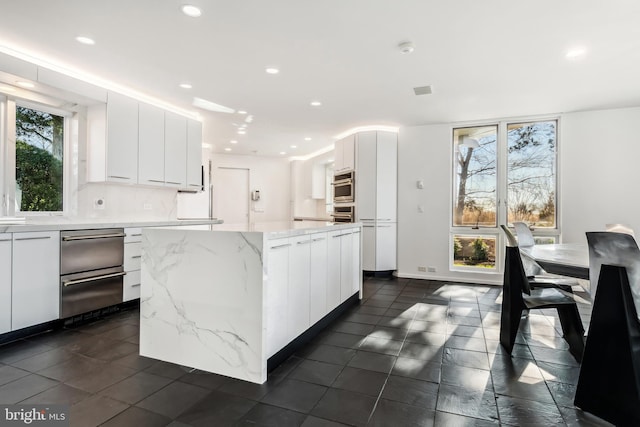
[76, 183, 177, 220]
[209, 153, 291, 223]
[397, 106, 640, 285]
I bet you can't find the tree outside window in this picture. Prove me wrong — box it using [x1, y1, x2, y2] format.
[15, 106, 64, 212]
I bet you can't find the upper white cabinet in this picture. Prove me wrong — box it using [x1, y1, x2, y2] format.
[138, 103, 165, 186]
[0, 234, 11, 334]
[106, 92, 139, 183]
[186, 120, 203, 190]
[356, 132, 377, 220]
[164, 112, 187, 188]
[11, 231, 60, 331]
[356, 131, 397, 222]
[334, 134, 355, 173]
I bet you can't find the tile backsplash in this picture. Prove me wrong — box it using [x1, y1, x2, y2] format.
[75, 183, 177, 220]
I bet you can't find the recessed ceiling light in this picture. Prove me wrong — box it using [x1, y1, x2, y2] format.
[566, 46, 587, 59]
[230, 140, 238, 144]
[75, 36, 95, 45]
[237, 110, 247, 115]
[201, 143, 212, 149]
[239, 124, 247, 128]
[280, 151, 286, 155]
[179, 83, 192, 89]
[310, 101, 322, 107]
[265, 67, 280, 74]
[237, 130, 246, 135]
[224, 147, 232, 152]
[181, 4, 202, 17]
[245, 115, 254, 123]
[304, 137, 312, 141]
[290, 145, 297, 149]
[16, 81, 34, 88]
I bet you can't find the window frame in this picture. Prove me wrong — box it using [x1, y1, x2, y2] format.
[450, 116, 562, 274]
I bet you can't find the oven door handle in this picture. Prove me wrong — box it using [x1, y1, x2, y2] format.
[63, 271, 127, 287]
[331, 179, 353, 185]
[62, 232, 126, 241]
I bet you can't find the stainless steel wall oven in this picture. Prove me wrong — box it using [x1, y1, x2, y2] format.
[332, 205, 355, 223]
[333, 171, 354, 203]
[60, 228, 125, 318]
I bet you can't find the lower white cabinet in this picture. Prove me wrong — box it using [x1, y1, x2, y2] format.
[361, 221, 396, 271]
[288, 235, 311, 338]
[309, 233, 328, 325]
[0, 234, 11, 334]
[266, 238, 291, 357]
[123, 227, 143, 302]
[11, 231, 60, 331]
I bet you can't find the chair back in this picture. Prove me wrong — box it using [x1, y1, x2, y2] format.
[586, 231, 640, 323]
[513, 222, 536, 248]
[502, 224, 545, 277]
[504, 246, 532, 296]
[500, 225, 518, 247]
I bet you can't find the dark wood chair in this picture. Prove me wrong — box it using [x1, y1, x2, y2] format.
[500, 245, 585, 362]
[574, 231, 640, 425]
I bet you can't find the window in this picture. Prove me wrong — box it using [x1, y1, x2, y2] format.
[452, 119, 558, 271]
[15, 105, 64, 212]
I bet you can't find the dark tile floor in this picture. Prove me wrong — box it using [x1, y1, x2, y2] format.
[0, 277, 612, 426]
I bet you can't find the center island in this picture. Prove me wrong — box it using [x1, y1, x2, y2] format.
[139, 221, 362, 384]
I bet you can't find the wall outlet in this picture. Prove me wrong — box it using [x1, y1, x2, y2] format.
[94, 198, 105, 210]
[417, 266, 427, 272]
[427, 266, 437, 273]
[143, 203, 152, 210]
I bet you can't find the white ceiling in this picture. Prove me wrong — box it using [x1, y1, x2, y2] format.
[1, 0, 639, 157]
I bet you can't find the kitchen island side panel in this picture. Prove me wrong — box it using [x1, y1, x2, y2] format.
[139, 228, 266, 383]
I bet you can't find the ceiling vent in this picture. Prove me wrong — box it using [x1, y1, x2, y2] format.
[413, 85, 433, 96]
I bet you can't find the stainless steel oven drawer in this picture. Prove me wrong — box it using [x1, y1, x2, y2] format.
[60, 266, 124, 318]
[60, 228, 125, 275]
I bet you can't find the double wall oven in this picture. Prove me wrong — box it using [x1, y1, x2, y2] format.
[60, 228, 125, 318]
[332, 171, 355, 223]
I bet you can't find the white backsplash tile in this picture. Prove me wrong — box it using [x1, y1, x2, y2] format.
[76, 183, 177, 220]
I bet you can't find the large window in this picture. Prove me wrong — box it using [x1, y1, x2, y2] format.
[452, 119, 558, 271]
[15, 105, 64, 212]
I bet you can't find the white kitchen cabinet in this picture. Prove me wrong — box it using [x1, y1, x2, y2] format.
[339, 230, 354, 302]
[361, 223, 376, 271]
[309, 233, 328, 325]
[375, 132, 398, 222]
[375, 223, 396, 271]
[288, 235, 311, 338]
[0, 234, 11, 334]
[351, 229, 361, 296]
[356, 132, 377, 220]
[186, 119, 203, 190]
[11, 231, 60, 331]
[334, 134, 355, 173]
[266, 238, 291, 357]
[164, 112, 187, 188]
[327, 230, 342, 311]
[106, 92, 139, 183]
[138, 103, 165, 186]
[123, 227, 143, 302]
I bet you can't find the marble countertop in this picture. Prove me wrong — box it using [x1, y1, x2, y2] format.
[153, 221, 361, 239]
[0, 218, 223, 233]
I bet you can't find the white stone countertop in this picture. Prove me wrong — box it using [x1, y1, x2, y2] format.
[0, 218, 223, 233]
[151, 221, 361, 239]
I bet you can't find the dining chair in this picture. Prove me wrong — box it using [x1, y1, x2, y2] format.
[574, 232, 640, 424]
[513, 221, 536, 247]
[501, 224, 578, 292]
[500, 244, 585, 362]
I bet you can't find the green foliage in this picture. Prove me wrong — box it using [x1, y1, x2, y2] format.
[469, 238, 489, 262]
[453, 237, 462, 258]
[16, 140, 63, 211]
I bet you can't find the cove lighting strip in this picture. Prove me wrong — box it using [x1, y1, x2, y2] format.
[333, 125, 399, 140]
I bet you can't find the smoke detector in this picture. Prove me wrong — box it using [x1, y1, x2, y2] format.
[398, 41, 415, 54]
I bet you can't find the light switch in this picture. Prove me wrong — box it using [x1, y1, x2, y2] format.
[416, 180, 424, 189]
[418, 205, 424, 213]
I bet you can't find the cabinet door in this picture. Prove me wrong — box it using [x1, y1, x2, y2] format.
[186, 119, 203, 189]
[12, 231, 60, 330]
[138, 103, 165, 186]
[342, 134, 355, 171]
[340, 231, 354, 302]
[376, 132, 398, 221]
[327, 230, 342, 311]
[376, 223, 397, 271]
[106, 92, 138, 183]
[334, 139, 345, 173]
[356, 131, 377, 221]
[361, 223, 376, 271]
[309, 233, 328, 325]
[288, 235, 311, 338]
[0, 234, 11, 334]
[266, 238, 290, 357]
[164, 112, 187, 188]
[351, 229, 362, 296]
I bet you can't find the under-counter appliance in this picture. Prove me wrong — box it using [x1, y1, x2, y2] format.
[332, 171, 354, 203]
[60, 228, 125, 318]
[332, 205, 355, 223]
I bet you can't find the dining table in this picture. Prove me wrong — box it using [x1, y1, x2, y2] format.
[520, 243, 589, 280]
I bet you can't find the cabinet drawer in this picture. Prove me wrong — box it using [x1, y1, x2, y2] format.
[123, 270, 141, 302]
[125, 228, 143, 243]
[124, 242, 142, 271]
